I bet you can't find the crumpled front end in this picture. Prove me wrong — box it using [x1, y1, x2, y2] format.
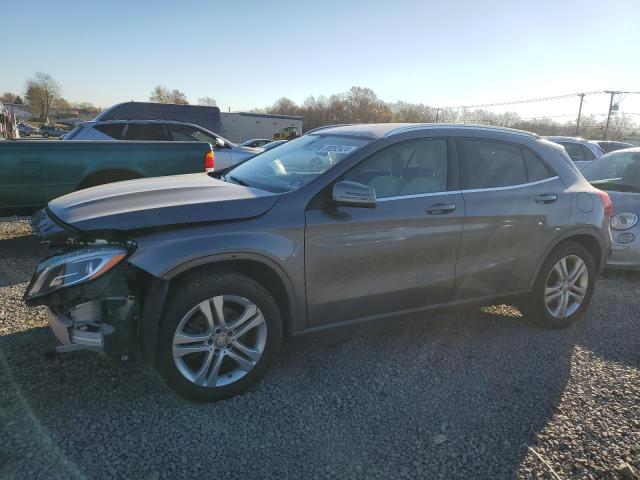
[25, 208, 147, 360]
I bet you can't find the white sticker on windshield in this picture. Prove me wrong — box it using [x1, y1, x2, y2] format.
[316, 145, 358, 154]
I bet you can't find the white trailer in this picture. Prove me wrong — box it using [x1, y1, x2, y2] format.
[220, 112, 303, 143]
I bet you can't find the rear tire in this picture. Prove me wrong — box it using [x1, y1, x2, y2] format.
[156, 270, 282, 401]
[522, 241, 595, 329]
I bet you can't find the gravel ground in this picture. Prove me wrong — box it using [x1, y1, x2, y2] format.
[1, 218, 639, 479]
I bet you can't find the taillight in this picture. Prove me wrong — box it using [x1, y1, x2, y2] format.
[596, 190, 613, 217]
[204, 150, 215, 171]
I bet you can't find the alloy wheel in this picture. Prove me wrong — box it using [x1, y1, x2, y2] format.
[172, 295, 267, 388]
[544, 255, 589, 319]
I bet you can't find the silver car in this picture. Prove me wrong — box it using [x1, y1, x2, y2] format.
[582, 147, 640, 269]
[64, 119, 261, 170]
[25, 124, 611, 401]
[544, 136, 605, 169]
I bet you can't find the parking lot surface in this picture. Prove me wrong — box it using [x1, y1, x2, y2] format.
[1, 218, 639, 479]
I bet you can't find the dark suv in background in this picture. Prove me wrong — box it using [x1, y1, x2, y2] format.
[25, 124, 611, 401]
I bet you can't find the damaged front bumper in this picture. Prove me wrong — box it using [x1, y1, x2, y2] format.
[26, 208, 145, 359]
[46, 297, 136, 355]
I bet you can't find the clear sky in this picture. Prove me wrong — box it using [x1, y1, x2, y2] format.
[2, 0, 639, 120]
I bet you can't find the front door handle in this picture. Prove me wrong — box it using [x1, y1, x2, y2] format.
[535, 193, 557, 204]
[426, 202, 456, 215]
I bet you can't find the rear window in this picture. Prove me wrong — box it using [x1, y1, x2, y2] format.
[94, 123, 125, 139]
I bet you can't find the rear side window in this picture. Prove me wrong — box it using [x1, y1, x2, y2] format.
[94, 123, 125, 139]
[123, 123, 169, 141]
[461, 140, 528, 189]
[523, 149, 554, 182]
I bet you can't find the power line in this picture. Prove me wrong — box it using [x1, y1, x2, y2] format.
[445, 90, 640, 110]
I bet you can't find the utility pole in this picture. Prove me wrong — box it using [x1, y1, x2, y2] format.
[603, 91, 617, 140]
[575, 93, 585, 136]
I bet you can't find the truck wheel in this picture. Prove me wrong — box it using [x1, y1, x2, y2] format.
[156, 270, 282, 401]
[521, 241, 595, 329]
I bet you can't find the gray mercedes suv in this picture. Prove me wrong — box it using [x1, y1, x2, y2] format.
[25, 124, 612, 401]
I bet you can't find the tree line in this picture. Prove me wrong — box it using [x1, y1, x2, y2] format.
[4, 75, 636, 141]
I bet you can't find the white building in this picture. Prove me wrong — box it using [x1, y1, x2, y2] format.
[220, 112, 303, 143]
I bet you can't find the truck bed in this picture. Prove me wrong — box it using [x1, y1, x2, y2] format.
[0, 140, 213, 214]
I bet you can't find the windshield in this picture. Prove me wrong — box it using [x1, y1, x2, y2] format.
[582, 151, 640, 192]
[225, 134, 372, 193]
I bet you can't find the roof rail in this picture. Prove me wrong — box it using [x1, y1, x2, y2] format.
[383, 123, 539, 138]
[305, 124, 353, 135]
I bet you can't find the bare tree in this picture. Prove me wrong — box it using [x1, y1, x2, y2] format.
[149, 86, 189, 104]
[24, 72, 61, 122]
[197, 97, 217, 106]
[268, 97, 301, 116]
[1, 92, 18, 104]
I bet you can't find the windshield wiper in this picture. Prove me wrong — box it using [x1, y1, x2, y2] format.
[228, 175, 251, 187]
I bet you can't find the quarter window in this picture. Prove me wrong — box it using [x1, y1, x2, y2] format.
[343, 139, 449, 198]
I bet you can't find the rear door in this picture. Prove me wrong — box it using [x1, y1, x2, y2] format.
[454, 138, 569, 300]
[304, 137, 465, 327]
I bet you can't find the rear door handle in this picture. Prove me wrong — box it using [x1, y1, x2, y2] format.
[426, 202, 456, 215]
[535, 193, 557, 204]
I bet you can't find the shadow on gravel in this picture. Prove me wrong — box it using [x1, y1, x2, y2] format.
[579, 270, 640, 369]
[1, 304, 579, 479]
[0, 235, 42, 288]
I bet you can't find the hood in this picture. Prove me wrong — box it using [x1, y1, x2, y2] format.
[48, 173, 278, 232]
[605, 190, 640, 216]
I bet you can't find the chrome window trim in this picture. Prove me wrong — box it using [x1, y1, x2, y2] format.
[377, 190, 462, 202]
[461, 176, 560, 194]
[374, 176, 559, 202]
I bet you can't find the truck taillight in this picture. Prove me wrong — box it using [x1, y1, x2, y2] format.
[596, 190, 613, 217]
[204, 150, 215, 171]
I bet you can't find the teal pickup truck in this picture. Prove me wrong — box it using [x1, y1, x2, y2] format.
[0, 140, 214, 214]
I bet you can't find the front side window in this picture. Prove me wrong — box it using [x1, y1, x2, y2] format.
[342, 139, 449, 198]
[461, 140, 528, 189]
[168, 124, 216, 143]
[227, 134, 372, 193]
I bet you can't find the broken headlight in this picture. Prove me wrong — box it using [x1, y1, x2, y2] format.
[25, 246, 129, 300]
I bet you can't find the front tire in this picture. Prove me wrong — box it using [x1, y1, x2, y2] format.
[156, 270, 282, 401]
[522, 241, 595, 329]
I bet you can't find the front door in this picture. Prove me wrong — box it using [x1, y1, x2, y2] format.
[304, 138, 465, 327]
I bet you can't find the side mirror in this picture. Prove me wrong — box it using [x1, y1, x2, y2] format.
[215, 138, 226, 148]
[330, 181, 376, 208]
